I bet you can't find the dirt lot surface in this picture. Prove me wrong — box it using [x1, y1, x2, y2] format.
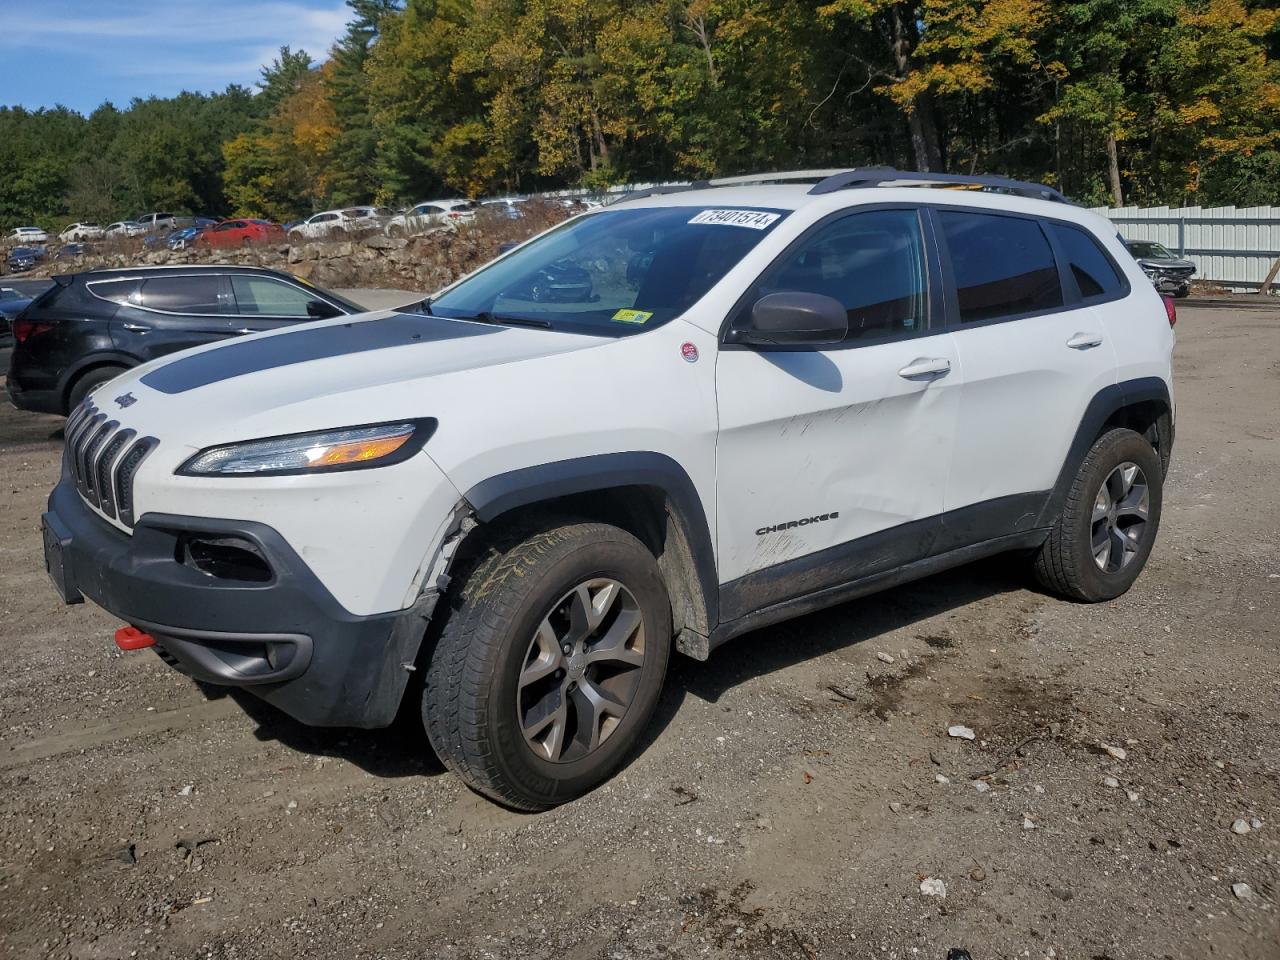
[1, 302, 1277, 960]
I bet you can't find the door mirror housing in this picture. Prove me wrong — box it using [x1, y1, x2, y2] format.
[731, 291, 848, 347]
[307, 299, 341, 319]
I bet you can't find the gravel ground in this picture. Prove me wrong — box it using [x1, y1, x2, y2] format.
[1, 302, 1277, 960]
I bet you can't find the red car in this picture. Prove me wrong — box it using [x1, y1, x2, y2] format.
[200, 219, 285, 248]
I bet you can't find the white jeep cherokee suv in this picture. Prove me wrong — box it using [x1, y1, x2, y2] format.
[42, 169, 1174, 810]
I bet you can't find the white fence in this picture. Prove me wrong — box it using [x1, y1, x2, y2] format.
[1091, 205, 1280, 292]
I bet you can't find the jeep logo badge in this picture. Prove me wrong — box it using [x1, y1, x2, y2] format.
[114, 392, 137, 409]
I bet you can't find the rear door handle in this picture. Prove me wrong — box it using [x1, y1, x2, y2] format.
[1067, 332, 1104, 350]
[232, 327, 257, 334]
[897, 357, 952, 380]
[120, 322, 151, 332]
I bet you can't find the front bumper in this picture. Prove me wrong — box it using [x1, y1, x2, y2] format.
[42, 476, 435, 728]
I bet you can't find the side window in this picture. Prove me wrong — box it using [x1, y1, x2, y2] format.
[753, 208, 928, 343]
[1050, 222, 1123, 299]
[138, 276, 224, 314]
[88, 279, 142, 305]
[231, 276, 317, 317]
[939, 211, 1063, 323]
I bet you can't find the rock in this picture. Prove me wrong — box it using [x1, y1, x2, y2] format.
[969, 866, 986, 882]
[935, 774, 951, 785]
[1251, 818, 1263, 830]
[1022, 816, 1037, 830]
[919, 877, 947, 898]
[1103, 776, 1120, 789]
[1231, 882, 1254, 901]
[948, 725, 976, 740]
[1231, 819, 1251, 835]
[1051, 887, 1074, 902]
[1100, 743, 1127, 761]
[888, 802, 905, 814]
[178, 784, 193, 796]
[1126, 790, 1140, 802]
[876, 651, 895, 664]
[973, 780, 990, 794]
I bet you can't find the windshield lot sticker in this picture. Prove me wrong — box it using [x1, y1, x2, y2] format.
[612, 309, 653, 324]
[688, 209, 780, 230]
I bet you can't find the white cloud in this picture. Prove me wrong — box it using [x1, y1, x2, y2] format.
[1, 1, 348, 96]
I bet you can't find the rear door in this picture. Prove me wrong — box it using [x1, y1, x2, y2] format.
[102, 274, 237, 361]
[932, 208, 1118, 544]
[714, 206, 962, 618]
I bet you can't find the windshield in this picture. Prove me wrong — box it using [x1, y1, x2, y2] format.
[1127, 241, 1174, 259]
[430, 205, 788, 335]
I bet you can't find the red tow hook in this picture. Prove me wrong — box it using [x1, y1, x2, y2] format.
[114, 626, 155, 651]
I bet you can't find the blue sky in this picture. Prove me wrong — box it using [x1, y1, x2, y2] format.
[1, 0, 351, 115]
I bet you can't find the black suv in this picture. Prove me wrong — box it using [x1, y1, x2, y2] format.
[6, 266, 362, 415]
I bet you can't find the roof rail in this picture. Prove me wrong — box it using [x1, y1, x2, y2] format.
[808, 168, 1068, 203]
[706, 169, 890, 187]
[610, 181, 711, 204]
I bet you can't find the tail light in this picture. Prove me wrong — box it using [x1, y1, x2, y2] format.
[1162, 295, 1177, 328]
[13, 318, 54, 343]
[448, 211, 463, 219]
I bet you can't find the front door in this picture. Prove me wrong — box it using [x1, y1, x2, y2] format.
[714, 207, 962, 620]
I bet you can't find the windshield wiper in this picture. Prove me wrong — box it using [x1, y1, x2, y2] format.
[458, 311, 553, 329]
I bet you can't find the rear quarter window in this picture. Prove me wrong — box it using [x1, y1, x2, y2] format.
[1050, 223, 1124, 299]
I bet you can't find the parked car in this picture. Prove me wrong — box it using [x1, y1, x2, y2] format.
[56, 243, 90, 259]
[480, 197, 528, 220]
[0, 286, 34, 346]
[166, 225, 206, 250]
[387, 199, 477, 236]
[134, 213, 179, 233]
[6, 246, 44, 273]
[1124, 240, 1195, 298]
[105, 221, 146, 239]
[59, 223, 104, 242]
[5, 265, 362, 415]
[8, 226, 48, 244]
[35, 168, 1176, 811]
[288, 209, 358, 241]
[199, 219, 286, 248]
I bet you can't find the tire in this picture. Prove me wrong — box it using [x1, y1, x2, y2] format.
[1033, 427, 1163, 602]
[423, 521, 671, 810]
[66, 365, 128, 413]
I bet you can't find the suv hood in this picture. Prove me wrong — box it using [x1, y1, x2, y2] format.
[1134, 255, 1195, 271]
[104, 310, 606, 447]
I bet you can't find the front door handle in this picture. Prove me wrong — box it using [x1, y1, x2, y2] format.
[1067, 332, 1104, 350]
[898, 357, 952, 380]
[120, 322, 151, 332]
[232, 327, 257, 335]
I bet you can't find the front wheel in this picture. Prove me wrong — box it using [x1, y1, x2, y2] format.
[1033, 427, 1163, 601]
[423, 521, 671, 810]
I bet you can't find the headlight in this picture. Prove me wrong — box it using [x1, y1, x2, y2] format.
[178, 419, 436, 477]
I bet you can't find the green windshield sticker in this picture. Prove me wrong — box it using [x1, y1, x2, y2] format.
[612, 309, 653, 324]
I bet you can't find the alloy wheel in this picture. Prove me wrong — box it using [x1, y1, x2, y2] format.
[1091, 461, 1150, 573]
[517, 578, 646, 763]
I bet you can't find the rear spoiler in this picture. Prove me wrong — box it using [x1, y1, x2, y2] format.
[53, 274, 74, 287]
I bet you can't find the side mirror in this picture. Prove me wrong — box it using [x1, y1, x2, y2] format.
[307, 299, 341, 319]
[731, 291, 848, 347]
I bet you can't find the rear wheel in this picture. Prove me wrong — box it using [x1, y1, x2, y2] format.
[1033, 427, 1163, 601]
[423, 521, 671, 810]
[66, 365, 129, 413]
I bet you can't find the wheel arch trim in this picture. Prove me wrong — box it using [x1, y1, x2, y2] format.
[1038, 376, 1173, 528]
[461, 452, 720, 635]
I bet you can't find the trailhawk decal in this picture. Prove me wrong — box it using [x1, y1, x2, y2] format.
[756, 512, 839, 536]
[688, 209, 781, 230]
[140, 313, 501, 394]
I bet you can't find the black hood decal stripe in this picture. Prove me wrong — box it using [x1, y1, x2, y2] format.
[140, 313, 502, 394]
